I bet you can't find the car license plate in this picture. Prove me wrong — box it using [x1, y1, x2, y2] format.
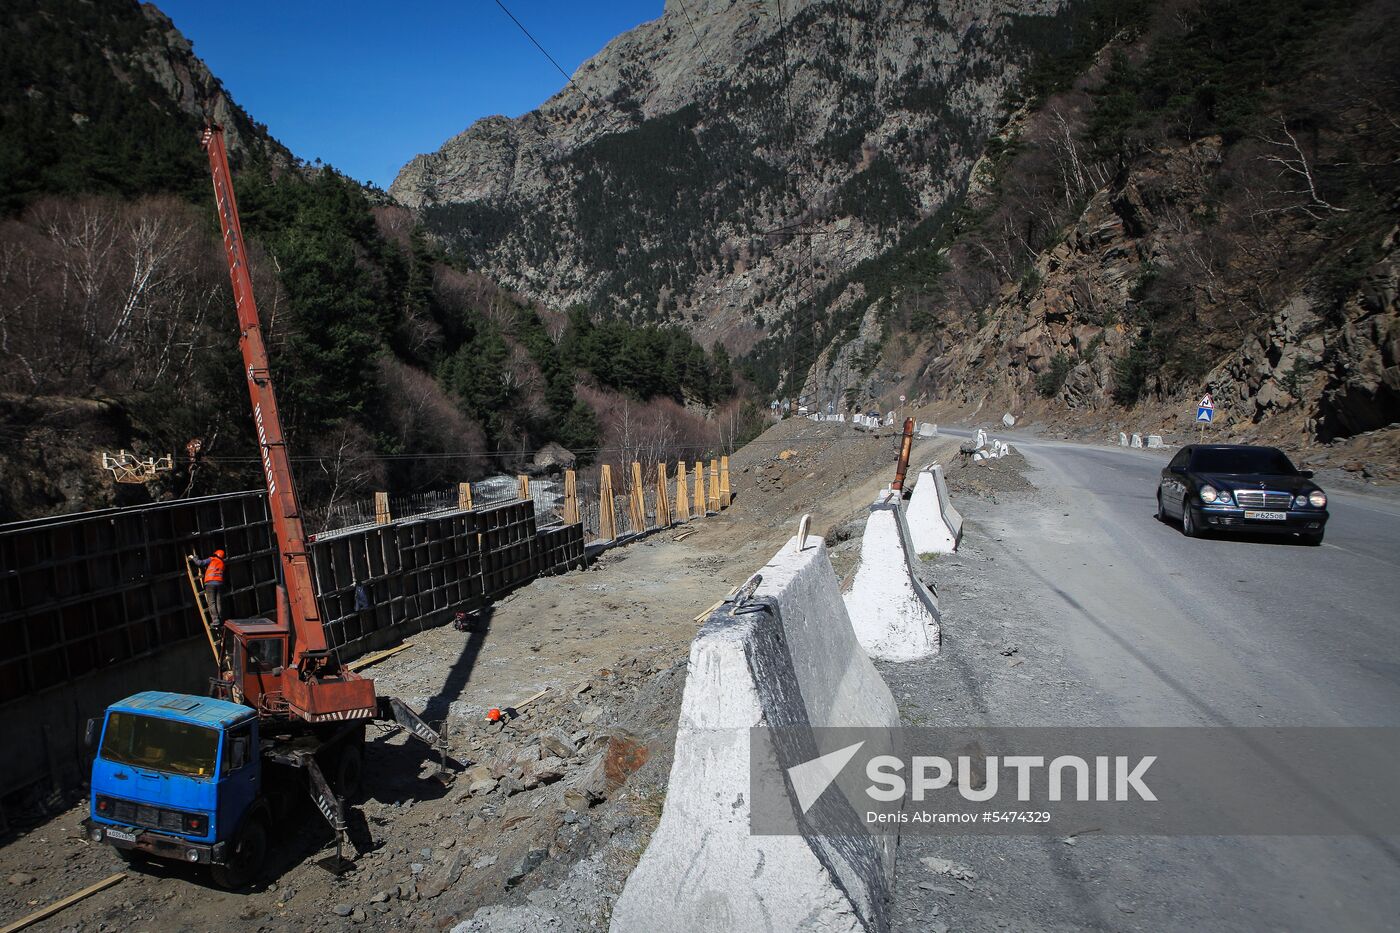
[1244, 510, 1286, 521]
[105, 827, 137, 843]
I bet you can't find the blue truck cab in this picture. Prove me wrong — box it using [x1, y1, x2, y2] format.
[82, 691, 265, 886]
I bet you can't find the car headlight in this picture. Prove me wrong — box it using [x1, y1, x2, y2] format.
[1216, 490, 1234, 506]
[1199, 485, 1219, 503]
[1295, 495, 1309, 508]
[1309, 490, 1327, 508]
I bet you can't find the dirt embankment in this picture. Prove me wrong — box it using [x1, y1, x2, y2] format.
[0, 416, 945, 932]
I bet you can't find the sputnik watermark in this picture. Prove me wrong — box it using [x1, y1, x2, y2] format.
[787, 746, 1156, 815]
[750, 727, 1400, 836]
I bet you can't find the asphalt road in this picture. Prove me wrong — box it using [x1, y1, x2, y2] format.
[887, 432, 1400, 932]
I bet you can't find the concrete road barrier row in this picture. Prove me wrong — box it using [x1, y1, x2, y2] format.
[611, 533, 899, 933]
[906, 465, 960, 556]
[843, 491, 940, 662]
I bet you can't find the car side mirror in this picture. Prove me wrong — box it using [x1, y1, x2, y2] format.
[84, 718, 99, 749]
[231, 736, 250, 770]
[1299, 469, 1314, 478]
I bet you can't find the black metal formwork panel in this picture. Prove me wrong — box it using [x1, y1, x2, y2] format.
[478, 500, 540, 598]
[0, 491, 276, 707]
[535, 523, 586, 576]
[310, 508, 483, 656]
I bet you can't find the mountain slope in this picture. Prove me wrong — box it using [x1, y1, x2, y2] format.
[391, 0, 1076, 350]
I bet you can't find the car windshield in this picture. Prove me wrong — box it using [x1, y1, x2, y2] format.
[1190, 448, 1297, 475]
[99, 712, 218, 778]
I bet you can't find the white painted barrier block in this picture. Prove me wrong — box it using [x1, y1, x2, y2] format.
[843, 491, 940, 662]
[611, 535, 898, 933]
[907, 468, 956, 556]
[885, 411, 896, 426]
[974, 428, 987, 449]
[917, 422, 935, 437]
[1003, 412, 1015, 427]
[1119, 432, 1128, 447]
[931, 463, 963, 541]
[1146, 434, 1164, 448]
[1131, 433, 1143, 448]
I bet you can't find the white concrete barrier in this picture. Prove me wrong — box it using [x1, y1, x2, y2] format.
[1119, 432, 1128, 447]
[885, 411, 896, 426]
[930, 463, 963, 541]
[843, 491, 940, 662]
[974, 428, 987, 450]
[1146, 434, 1164, 448]
[906, 468, 956, 556]
[1131, 433, 1143, 448]
[611, 534, 899, 933]
[1002, 413, 1015, 427]
[917, 422, 936, 437]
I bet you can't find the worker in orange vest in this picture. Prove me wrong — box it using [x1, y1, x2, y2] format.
[192, 548, 227, 628]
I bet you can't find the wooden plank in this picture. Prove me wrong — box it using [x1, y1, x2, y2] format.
[692, 461, 705, 518]
[458, 482, 473, 512]
[708, 459, 721, 513]
[656, 462, 671, 528]
[346, 641, 413, 672]
[720, 455, 731, 508]
[628, 462, 646, 533]
[599, 465, 617, 542]
[674, 461, 691, 522]
[0, 873, 126, 933]
[374, 492, 391, 525]
[517, 475, 530, 502]
[563, 470, 579, 526]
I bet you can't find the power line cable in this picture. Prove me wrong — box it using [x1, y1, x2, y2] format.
[673, 0, 703, 47]
[492, 0, 574, 87]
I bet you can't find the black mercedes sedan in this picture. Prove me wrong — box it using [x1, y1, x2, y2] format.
[1156, 444, 1329, 544]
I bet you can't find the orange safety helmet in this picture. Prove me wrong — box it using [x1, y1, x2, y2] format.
[213, 549, 226, 558]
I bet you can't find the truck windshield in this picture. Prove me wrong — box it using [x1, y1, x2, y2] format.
[1190, 448, 1297, 475]
[99, 713, 219, 778]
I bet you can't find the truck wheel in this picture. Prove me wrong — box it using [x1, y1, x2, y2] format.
[211, 816, 267, 890]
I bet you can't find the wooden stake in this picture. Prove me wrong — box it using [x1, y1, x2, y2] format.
[458, 482, 473, 512]
[628, 461, 646, 533]
[0, 873, 126, 933]
[656, 462, 671, 527]
[563, 470, 579, 526]
[693, 461, 705, 517]
[374, 491, 391, 525]
[708, 459, 720, 513]
[720, 455, 731, 508]
[517, 474, 530, 502]
[675, 462, 691, 522]
[599, 465, 617, 542]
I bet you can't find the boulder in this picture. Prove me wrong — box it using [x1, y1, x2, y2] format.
[530, 442, 576, 475]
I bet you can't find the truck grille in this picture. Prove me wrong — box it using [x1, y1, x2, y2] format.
[112, 798, 186, 832]
[1234, 490, 1293, 510]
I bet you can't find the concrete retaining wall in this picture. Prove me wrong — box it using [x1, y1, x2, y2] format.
[611, 534, 899, 933]
[843, 492, 940, 662]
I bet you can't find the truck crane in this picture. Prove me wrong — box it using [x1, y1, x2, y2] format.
[81, 125, 449, 888]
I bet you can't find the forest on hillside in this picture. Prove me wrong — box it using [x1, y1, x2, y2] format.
[0, 0, 755, 524]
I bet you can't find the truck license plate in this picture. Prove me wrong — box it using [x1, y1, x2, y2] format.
[1244, 510, 1286, 521]
[105, 828, 136, 843]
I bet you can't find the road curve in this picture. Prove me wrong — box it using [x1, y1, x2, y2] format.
[888, 430, 1400, 932]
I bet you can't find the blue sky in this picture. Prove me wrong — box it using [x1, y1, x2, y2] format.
[159, 1, 662, 188]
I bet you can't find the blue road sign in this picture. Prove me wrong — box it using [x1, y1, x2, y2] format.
[1196, 393, 1214, 423]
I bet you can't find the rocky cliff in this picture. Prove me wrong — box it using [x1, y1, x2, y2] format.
[391, 0, 1071, 348]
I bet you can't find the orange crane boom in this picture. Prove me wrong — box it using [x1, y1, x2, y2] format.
[201, 125, 376, 723]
